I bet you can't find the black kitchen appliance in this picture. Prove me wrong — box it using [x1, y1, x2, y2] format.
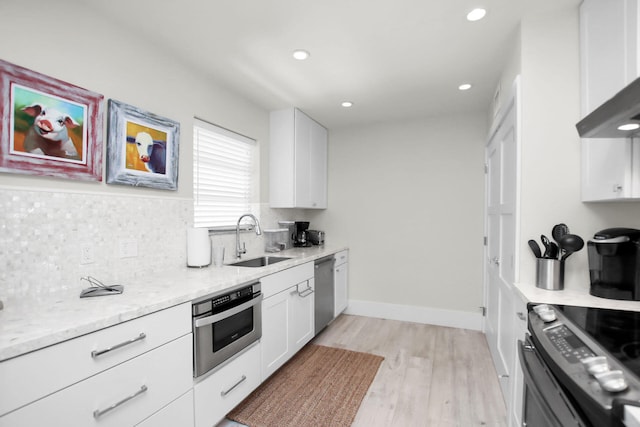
[293, 221, 312, 247]
[520, 304, 640, 427]
[588, 228, 640, 301]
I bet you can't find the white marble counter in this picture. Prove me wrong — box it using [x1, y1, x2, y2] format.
[515, 281, 640, 312]
[0, 245, 346, 362]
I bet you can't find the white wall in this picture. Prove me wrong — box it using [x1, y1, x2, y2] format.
[0, 0, 268, 199]
[307, 113, 487, 320]
[0, 0, 275, 299]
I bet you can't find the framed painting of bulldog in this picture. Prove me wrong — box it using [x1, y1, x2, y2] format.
[0, 59, 103, 181]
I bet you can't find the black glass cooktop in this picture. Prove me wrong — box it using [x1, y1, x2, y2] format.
[557, 305, 640, 378]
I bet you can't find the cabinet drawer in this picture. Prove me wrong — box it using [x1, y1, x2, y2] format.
[261, 262, 313, 298]
[136, 389, 194, 427]
[0, 302, 191, 416]
[334, 250, 348, 265]
[0, 334, 193, 427]
[194, 343, 261, 427]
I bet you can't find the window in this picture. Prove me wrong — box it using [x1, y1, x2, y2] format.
[193, 118, 257, 229]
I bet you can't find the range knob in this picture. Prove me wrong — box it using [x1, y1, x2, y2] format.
[594, 370, 628, 393]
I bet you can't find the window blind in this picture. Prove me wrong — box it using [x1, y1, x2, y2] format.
[193, 119, 256, 228]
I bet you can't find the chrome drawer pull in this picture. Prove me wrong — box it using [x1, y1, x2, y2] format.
[221, 375, 247, 397]
[93, 385, 148, 419]
[298, 287, 314, 298]
[91, 333, 147, 358]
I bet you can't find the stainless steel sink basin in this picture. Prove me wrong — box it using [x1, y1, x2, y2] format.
[228, 256, 291, 268]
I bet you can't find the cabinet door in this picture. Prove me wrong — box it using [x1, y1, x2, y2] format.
[294, 110, 328, 208]
[290, 279, 315, 354]
[261, 289, 291, 381]
[580, 0, 639, 115]
[307, 121, 328, 208]
[582, 139, 635, 200]
[334, 262, 348, 316]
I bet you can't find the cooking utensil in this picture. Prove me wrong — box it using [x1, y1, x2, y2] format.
[541, 235, 552, 258]
[552, 223, 569, 244]
[528, 239, 542, 258]
[558, 234, 585, 261]
[546, 242, 559, 259]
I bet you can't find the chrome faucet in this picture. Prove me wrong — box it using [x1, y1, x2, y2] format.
[235, 214, 262, 258]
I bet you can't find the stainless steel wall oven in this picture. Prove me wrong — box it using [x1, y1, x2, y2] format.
[192, 282, 262, 378]
[519, 304, 640, 427]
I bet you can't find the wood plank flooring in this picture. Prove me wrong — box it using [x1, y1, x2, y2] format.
[219, 314, 507, 427]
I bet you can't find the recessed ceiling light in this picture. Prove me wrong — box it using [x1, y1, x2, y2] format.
[341, 101, 353, 108]
[467, 8, 487, 21]
[618, 123, 640, 131]
[293, 49, 310, 60]
[458, 83, 472, 91]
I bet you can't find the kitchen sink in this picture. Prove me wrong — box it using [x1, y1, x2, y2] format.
[228, 256, 292, 268]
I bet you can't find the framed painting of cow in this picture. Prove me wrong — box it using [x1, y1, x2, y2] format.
[0, 59, 104, 181]
[106, 99, 180, 190]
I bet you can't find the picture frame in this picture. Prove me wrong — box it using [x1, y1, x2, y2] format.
[0, 59, 104, 181]
[106, 99, 180, 190]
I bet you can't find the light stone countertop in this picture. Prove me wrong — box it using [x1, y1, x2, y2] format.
[515, 281, 640, 312]
[0, 245, 346, 362]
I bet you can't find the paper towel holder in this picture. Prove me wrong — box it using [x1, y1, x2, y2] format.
[187, 227, 212, 268]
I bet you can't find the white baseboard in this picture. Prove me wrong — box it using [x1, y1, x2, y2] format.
[343, 299, 483, 331]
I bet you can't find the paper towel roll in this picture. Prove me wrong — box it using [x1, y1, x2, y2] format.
[187, 228, 211, 267]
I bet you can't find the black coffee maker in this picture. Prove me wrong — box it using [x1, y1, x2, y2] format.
[588, 227, 640, 301]
[293, 221, 312, 247]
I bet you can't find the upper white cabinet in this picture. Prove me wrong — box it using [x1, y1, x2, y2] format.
[270, 108, 328, 209]
[580, 0, 640, 201]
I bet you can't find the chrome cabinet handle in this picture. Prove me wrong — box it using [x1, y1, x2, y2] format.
[194, 294, 263, 328]
[516, 312, 526, 321]
[491, 257, 500, 266]
[91, 333, 146, 358]
[294, 283, 314, 298]
[93, 385, 148, 418]
[221, 375, 247, 397]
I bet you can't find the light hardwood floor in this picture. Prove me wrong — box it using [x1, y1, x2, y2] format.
[220, 314, 507, 427]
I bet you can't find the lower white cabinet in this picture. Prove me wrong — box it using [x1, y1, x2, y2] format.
[193, 343, 261, 427]
[136, 390, 194, 427]
[334, 250, 348, 316]
[261, 280, 315, 381]
[0, 334, 193, 427]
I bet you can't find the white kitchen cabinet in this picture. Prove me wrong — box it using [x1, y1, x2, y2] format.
[0, 303, 193, 426]
[270, 108, 328, 209]
[136, 390, 195, 427]
[580, 0, 640, 201]
[334, 250, 348, 316]
[260, 262, 315, 380]
[193, 343, 261, 427]
[508, 293, 528, 427]
[581, 138, 640, 201]
[0, 334, 193, 427]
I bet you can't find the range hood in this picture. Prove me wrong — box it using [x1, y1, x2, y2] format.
[576, 76, 640, 138]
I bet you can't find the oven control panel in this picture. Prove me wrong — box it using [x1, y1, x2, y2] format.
[545, 324, 596, 364]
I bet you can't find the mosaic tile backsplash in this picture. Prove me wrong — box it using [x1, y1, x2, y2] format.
[0, 188, 307, 301]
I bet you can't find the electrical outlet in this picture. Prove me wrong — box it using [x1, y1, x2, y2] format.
[119, 239, 138, 258]
[80, 245, 95, 264]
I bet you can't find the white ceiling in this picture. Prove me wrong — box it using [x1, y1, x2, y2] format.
[84, 0, 574, 129]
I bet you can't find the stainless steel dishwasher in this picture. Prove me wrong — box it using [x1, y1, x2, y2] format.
[314, 255, 335, 334]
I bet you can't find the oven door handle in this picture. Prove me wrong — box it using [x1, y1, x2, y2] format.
[194, 294, 263, 328]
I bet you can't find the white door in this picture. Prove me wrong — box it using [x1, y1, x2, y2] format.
[484, 83, 518, 402]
